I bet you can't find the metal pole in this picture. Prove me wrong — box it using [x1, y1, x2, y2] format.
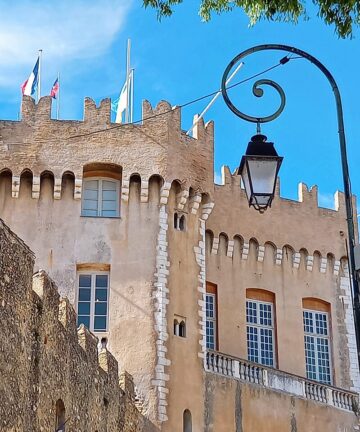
[186, 62, 244, 136]
[38, 49, 43, 103]
[57, 72, 60, 120]
[125, 39, 131, 124]
[221, 44, 360, 368]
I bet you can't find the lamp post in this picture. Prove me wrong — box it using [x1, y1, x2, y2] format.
[221, 44, 360, 367]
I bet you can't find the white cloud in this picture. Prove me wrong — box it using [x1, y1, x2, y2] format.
[0, 0, 131, 86]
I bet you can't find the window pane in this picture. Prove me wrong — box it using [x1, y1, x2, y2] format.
[83, 199, 98, 210]
[78, 288, 91, 301]
[78, 302, 91, 315]
[206, 295, 215, 318]
[95, 289, 107, 302]
[206, 321, 215, 350]
[102, 180, 116, 190]
[81, 209, 98, 217]
[246, 301, 257, 324]
[94, 316, 107, 331]
[102, 190, 117, 201]
[78, 315, 90, 328]
[102, 200, 117, 211]
[247, 326, 259, 363]
[85, 180, 99, 190]
[96, 275, 108, 288]
[259, 303, 272, 326]
[95, 302, 107, 315]
[315, 313, 328, 336]
[101, 210, 118, 217]
[260, 328, 274, 366]
[83, 189, 98, 200]
[317, 338, 331, 384]
[303, 311, 314, 334]
[304, 335, 317, 380]
[79, 275, 91, 288]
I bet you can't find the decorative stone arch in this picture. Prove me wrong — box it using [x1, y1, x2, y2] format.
[61, 171, 75, 200]
[148, 174, 164, 203]
[264, 241, 277, 265]
[218, 232, 229, 256]
[233, 234, 244, 261]
[39, 170, 55, 200]
[19, 168, 33, 199]
[205, 230, 214, 255]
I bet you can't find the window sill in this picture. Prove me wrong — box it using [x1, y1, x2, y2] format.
[80, 215, 121, 220]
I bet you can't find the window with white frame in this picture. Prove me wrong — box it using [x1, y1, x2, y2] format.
[206, 293, 217, 350]
[303, 310, 331, 384]
[81, 178, 120, 217]
[77, 272, 109, 332]
[246, 299, 275, 367]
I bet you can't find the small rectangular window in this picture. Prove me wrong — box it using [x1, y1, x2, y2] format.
[303, 310, 331, 384]
[77, 272, 109, 332]
[81, 178, 120, 217]
[246, 299, 275, 367]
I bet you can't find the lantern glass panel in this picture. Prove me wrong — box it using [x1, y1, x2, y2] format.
[247, 158, 279, 195]
[240, 162, 252, 201]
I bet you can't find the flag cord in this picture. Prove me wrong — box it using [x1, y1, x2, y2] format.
[66, 56, 300, 140]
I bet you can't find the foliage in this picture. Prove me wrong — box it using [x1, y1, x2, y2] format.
[142, 0, 360, 38]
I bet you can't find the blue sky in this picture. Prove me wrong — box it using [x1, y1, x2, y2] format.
[0, 0, 359, 214]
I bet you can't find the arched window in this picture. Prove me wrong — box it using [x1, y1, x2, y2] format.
[55, 399, 66, 431]
[302, 298, 332, 384]
[174, 212, 186, 231]
[246, 289, 276, 367]
[174, 212, 178, 229]
[179, 321, 186, 338]
[174, 319, 179, 336]
[179, 215, 186, 231]
[183, 409, 192, 432]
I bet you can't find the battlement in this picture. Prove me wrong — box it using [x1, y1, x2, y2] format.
[206, 165, 357, 260]
[0, 218, 157, 431]
[0, 96, 214, 194]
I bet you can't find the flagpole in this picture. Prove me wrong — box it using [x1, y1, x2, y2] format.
[186, 61, 244, 135]
[57, 72, 60, 120]
[130, 69, 134, 123]
[125, 39, 131, 123]
[38, 49, 43, 103]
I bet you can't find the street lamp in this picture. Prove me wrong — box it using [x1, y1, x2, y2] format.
[221, 44, 360, 366]
[238, 133, 283, 213]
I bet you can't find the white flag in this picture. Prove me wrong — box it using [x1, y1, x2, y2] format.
[115, 80, 128, 123]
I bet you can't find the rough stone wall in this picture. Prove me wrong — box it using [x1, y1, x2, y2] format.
[0, 219, 157, 432]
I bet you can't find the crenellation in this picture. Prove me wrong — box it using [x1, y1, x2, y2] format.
[84, 97, 111, 126]
[58, 297, 78, 334]
[77, 324, 101, 364]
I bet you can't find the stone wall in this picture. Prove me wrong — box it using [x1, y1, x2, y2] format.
[0, 218, 157, 432]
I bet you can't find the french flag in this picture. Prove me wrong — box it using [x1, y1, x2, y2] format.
[50, 78, 59, 99]
[21, 57, 39, 96]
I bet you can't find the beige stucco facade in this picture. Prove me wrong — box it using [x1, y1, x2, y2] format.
[0, 95, 359, 430]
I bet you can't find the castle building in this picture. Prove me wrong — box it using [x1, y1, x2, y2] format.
[0, 95, 359, 431]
